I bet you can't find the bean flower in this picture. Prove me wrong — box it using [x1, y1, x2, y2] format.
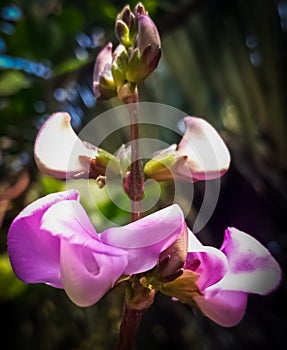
[7, 190, 185, 307]
[34, 112, 121, 180]
[144, 116, 231, 182]
[153, 227, 282, 327]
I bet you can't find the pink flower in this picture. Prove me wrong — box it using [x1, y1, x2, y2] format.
[7, 190, 185, 307]
[183, 228, 282, 326]
[144, 117, 231, 182]
[34, 112, 120, 180]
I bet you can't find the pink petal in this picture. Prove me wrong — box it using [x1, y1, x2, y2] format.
[186, 248, 228, 291]
[177, 117, 230, 180]
[194, 291, 247, 327]
[60, 239, 128, 307]
[216, 227, 282, 295]
[8, 190, 78, 288]
[186, 229, 228, 291]
[34, 112, 96, 179]
[41, 199, 100, 244]
[101, 204, 185, 274]
[93, 42, 113, 98]
[41, 198, 129, 306]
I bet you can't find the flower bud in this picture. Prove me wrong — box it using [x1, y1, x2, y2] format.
[93, 43, 117, 99]
[133, 2, 147, 16]
[126, 14, 161, 83]
[117, 4, 135, 29]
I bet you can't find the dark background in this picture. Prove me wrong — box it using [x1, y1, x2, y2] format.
[1, 0, 286, 349]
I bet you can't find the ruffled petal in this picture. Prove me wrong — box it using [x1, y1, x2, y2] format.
[101, 204, 185, 274]
[186, 248, 228, 291]
[41, 199, 100, 244]
[186, 229, 228, 291]
[194, 291, 247, 327]
[40, 196, 129, 306]
[34, 112, 96, 179]
[60, 239, 128, 307]
[7, 190, 78, 288]
[215, 227, 282, 295]
[176, 117, 230, 180]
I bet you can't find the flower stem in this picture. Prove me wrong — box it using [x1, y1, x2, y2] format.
[124, 92, 144, 222]
[116, 305, 146, 350]
[116, 277, 155, 350]
[116, 92, 147, 350]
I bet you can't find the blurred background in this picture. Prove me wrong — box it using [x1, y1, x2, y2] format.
[0, 0, 287, 349]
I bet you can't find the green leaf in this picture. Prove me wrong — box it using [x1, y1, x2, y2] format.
[0, 71, 30, 96]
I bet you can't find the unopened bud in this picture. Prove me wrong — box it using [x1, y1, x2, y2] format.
[126, 14, 161, 83]
[133, 2, 147, 16]
[93, 43, 117, 99]
[117, 5, 135, 29]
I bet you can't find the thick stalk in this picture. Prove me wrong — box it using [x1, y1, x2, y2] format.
[116, 277, 155, 350]
[116, 93, 147, 350]
[116, 305, 146, 350]
[125, 94, 144, 222]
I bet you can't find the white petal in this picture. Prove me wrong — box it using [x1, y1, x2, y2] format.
[34, 112, 96, 178]
[177, 117, 231, 180]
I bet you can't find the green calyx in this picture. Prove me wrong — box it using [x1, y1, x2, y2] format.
[140, 270, 202, 307]
[144, 153, 177, 181]
[93, 149, 121, 177]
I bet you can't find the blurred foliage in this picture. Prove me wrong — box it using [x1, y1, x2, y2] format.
[0, 0, 287, 349]
[0, 253, 27, 299]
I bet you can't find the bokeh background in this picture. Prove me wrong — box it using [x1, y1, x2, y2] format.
[1, 0, 287, 349]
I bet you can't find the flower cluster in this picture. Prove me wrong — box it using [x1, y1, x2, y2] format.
[7, 2, 282, 332]
[7, 109, 281, 326]
[93, 3, 161, 101]
[8, 189, 281, 326]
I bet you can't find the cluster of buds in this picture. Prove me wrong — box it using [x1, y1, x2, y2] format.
[93, 3, 161, 101]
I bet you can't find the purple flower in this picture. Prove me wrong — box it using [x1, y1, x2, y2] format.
[178, 227, 281, 326]
[7, 190, 185, 306]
